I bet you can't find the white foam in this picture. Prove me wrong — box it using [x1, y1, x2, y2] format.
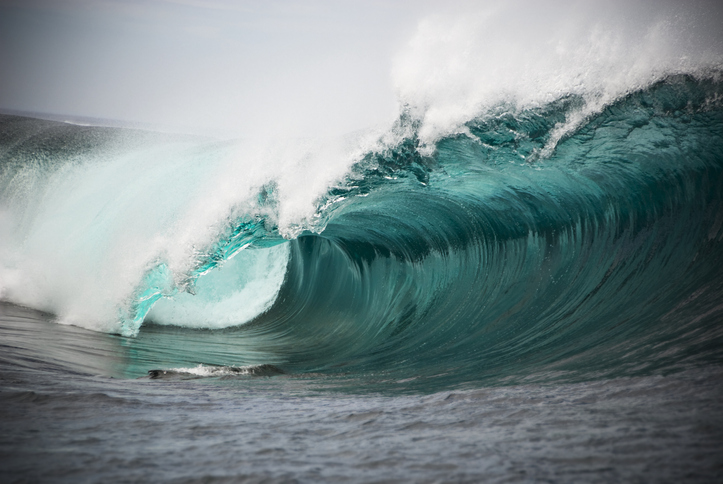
[163, 365, 273, 377]
[0, 128, 386, 335]
[392, 0, 723, 152]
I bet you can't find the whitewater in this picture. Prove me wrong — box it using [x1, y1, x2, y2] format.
[1, 1, 723, 482]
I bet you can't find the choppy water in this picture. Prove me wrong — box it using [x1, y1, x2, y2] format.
[1, 303, 722, 483]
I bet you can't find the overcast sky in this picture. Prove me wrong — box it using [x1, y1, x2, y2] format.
[0, 0, 443, 137]
[1, 0, 721, 138]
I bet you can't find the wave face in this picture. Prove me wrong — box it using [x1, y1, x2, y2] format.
[2, 73, 723, 387]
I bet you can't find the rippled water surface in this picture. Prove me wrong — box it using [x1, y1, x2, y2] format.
[1, 304, 722, 483]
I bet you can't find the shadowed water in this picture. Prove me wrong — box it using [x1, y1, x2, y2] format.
[1, 304, 723, 483]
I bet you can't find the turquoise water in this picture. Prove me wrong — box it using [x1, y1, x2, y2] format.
[2, 75, 723, 386]
[1, 74, 723, 481]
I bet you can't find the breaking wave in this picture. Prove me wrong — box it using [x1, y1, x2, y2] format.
[2, 2, 723, 386]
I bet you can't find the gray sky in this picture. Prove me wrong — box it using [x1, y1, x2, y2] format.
[1, 0, 721, 138]
[0, 0, 436, 137]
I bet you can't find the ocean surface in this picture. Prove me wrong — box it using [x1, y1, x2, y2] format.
[2, 70, 723, 482]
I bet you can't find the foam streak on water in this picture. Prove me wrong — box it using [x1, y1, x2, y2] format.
[0, 303, 722, 483]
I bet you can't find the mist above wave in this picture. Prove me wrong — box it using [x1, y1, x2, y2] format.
[394, 0, 723, 151]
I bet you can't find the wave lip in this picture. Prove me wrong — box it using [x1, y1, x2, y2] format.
[393, 1, 723, 151]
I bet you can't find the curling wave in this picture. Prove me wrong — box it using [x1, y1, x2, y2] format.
[231, 74, 723, 386]
[1, 73, 723, 387]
